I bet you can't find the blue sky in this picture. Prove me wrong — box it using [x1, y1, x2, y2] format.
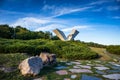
[0, 0, 120, 45]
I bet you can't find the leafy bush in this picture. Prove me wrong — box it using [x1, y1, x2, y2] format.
[0, 38, 98, 60]
[106, 45, 120, 55]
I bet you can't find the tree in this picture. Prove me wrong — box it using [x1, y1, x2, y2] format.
[0, 24, 14, 39]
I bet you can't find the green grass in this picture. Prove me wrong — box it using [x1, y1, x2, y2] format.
[0, 53, 28, 67]
[0, 53, 33, 80]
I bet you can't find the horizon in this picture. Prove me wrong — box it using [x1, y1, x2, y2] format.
[0, 0, 120, 45]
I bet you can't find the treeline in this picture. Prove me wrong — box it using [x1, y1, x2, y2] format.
[106, 45, 120, 55]
[0, 24, 59, 40]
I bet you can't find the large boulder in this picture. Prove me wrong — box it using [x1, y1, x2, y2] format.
[19, 56, 43, 76]
[39, 52, 56, 66]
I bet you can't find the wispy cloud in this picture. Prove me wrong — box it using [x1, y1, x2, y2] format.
[10, 17, 52, 29]
[107, 6, 120, 11]
[51, 6, 93, 18]
[89, 0, 109, 5]
[0, 10, 26, 15]
[34, 24, 66, 31]
[42, 5, 55, 10]
[10, 17, 67, 31]
[62, 25, 90, 32]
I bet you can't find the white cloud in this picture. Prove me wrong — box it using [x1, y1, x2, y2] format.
[10, 17, 51, 29]
[34, 24, 67, 31]
[107, 6, 120, 11]
[52, 6, 93, 18]
[89, 0, 109, 5]
[62, 25, 89, 32]
[10, 17, 68, 31]
[42, 5, 55, 10]
[0, 10, 26, 15]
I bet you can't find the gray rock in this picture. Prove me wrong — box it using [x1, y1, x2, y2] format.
[39, 52, 56, 66]
[77, 65, 91, 69]
[33, 78, 42, 80]
[70, 61, 81, 65]
[69, 69, 92, 73]
[94, 66, 109, 70]
[81, 74, 101, 80]
[19, 56, 43, 76]
[71, 75, 77, 79]
[0, 67, 17, 73]
[64, 78, 71, 80]
[56, 70, 68, 75]
[103, 74, 120, 80]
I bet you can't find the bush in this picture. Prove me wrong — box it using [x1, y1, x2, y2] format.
[106, 45, 120, 55]
[0, 39, 98, 60]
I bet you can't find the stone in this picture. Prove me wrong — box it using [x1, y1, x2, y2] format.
[73, 66, 80, 68]
[113, 59, 119, 62]
[81, 74, 101, 80]
[95, 64, 104, 67]
[95, 61, 101, 63]
[64, 78, 71, 80]
[66, 62, 72, 65]
[102, 74, 120, 80]
[39, 52, 56, 66]
[55, 66, 67, 69]
[56, 70, 68, 75]
[77, 65, 91, 69]
[110, 62, 120, 66]
[0, 67, 17, 73]
[94, 66, 109, 70]
[33, 78, 42, 80]
[70, 61, 81, 65]
[69, 69, 92, 73]
[86, 64, 92, 66]
[19, 56, 43, 76]
[111, 66, 120, 70]
[96, 70, 106, 74]
[106, 69, 120, 73]
[71, 75, 77, 79]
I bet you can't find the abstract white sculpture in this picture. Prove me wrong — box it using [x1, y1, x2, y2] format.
[53, 29, 79, 41]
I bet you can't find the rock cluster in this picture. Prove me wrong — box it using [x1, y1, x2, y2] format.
[19, 52, 56, 76]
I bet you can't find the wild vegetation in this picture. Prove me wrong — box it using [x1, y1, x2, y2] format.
[106, 45, 120, 55]
[79, 41, 106, 48]
[0, 24, 59, 40]
[0, 38, 98, 60]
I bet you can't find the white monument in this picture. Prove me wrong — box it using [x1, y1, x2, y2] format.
[53, 29, 79, 41]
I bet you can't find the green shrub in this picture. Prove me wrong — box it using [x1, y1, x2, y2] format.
[0, 39, 98, 60]
[106, 45, 120, 55]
